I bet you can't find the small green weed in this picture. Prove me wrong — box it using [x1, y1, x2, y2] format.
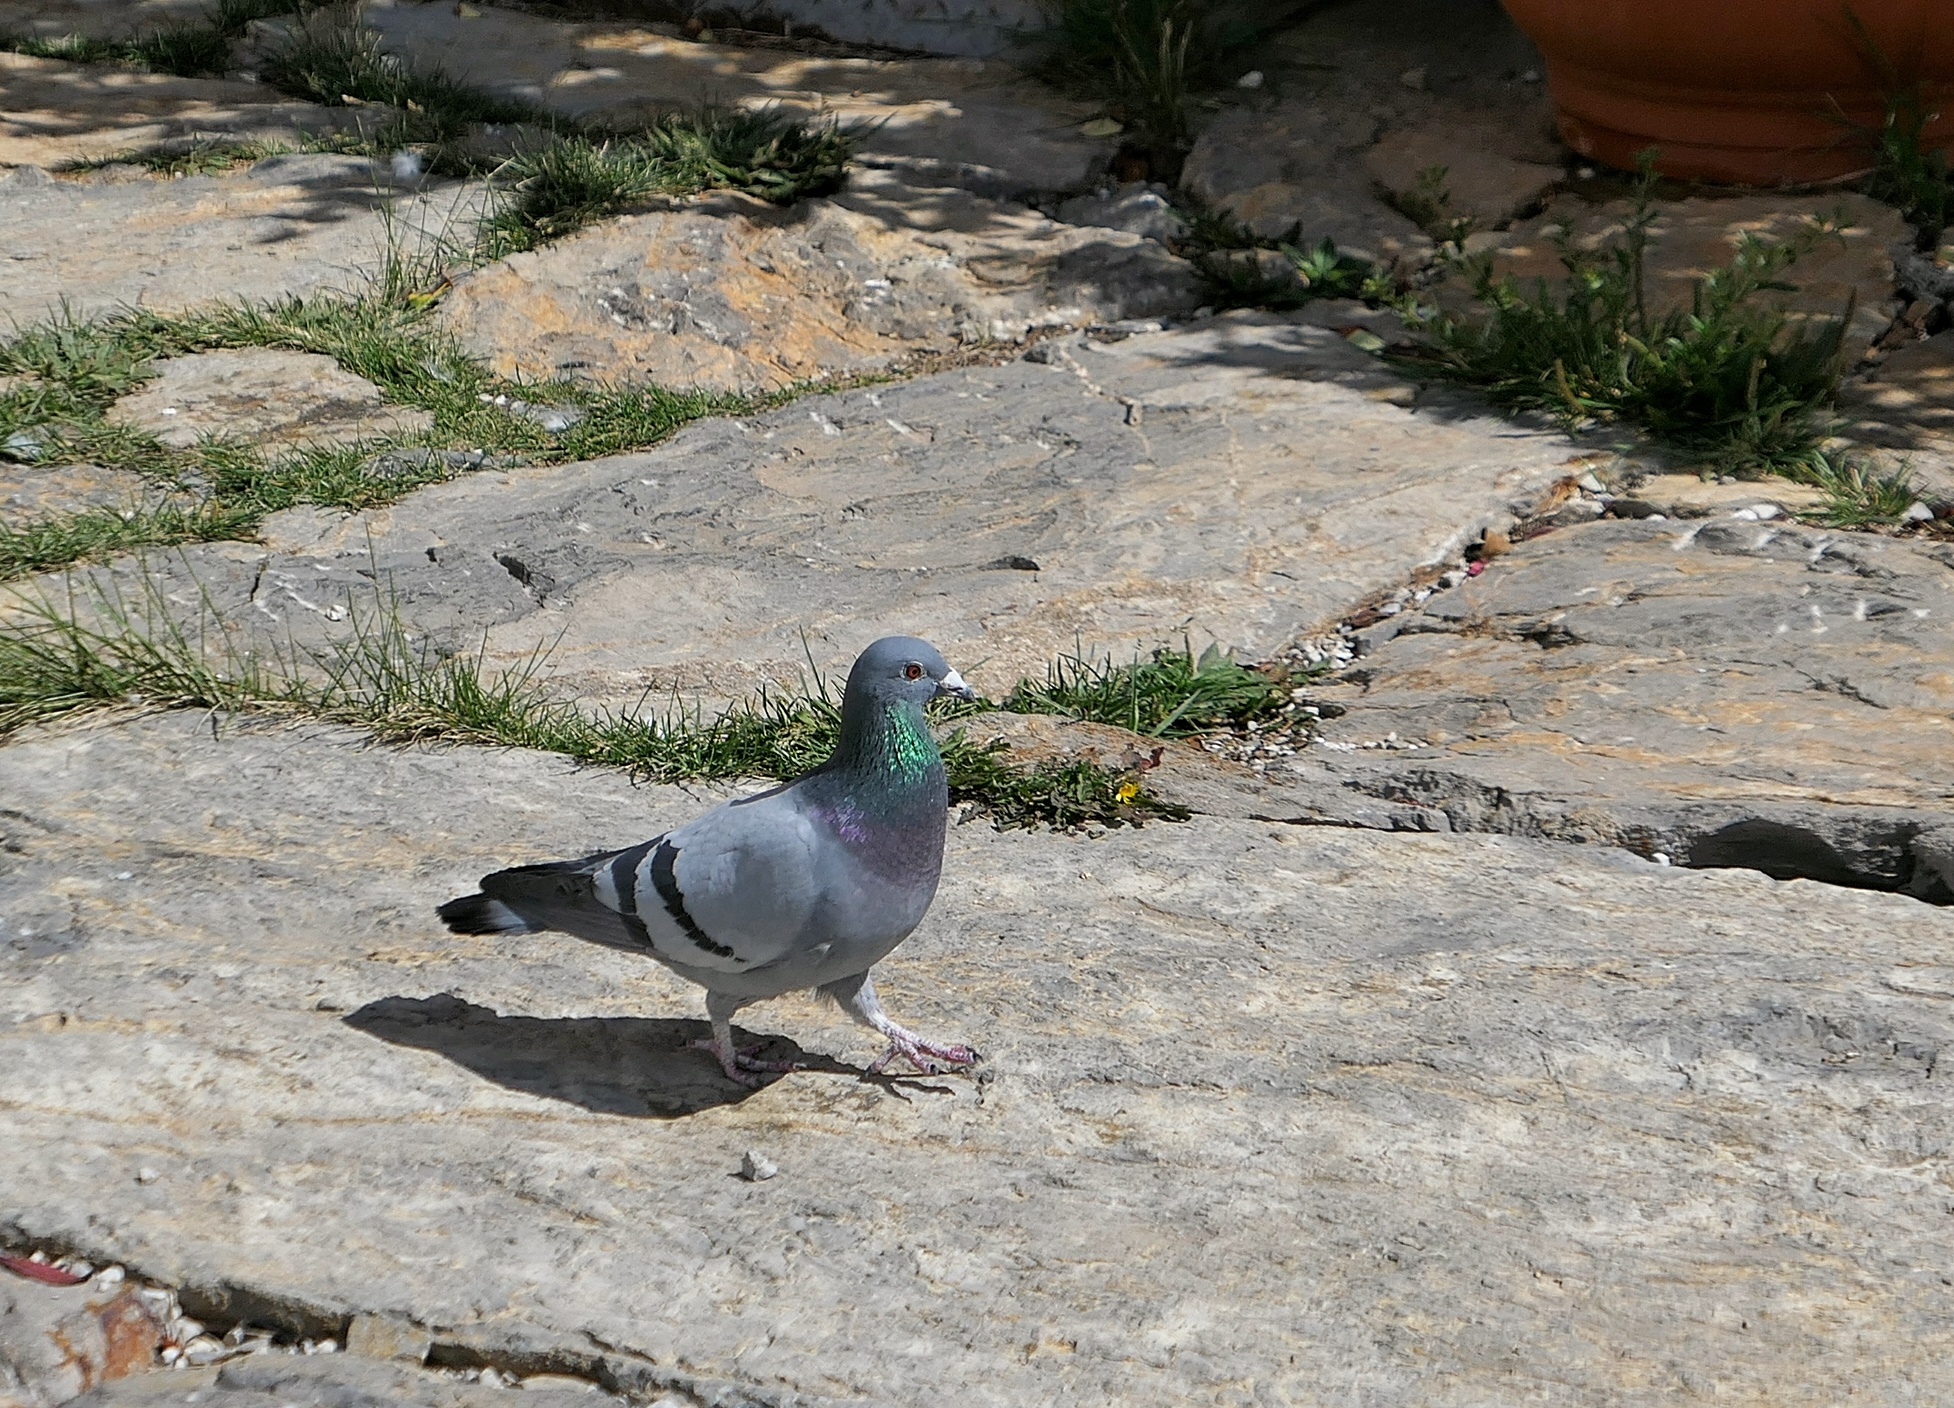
[1165, 196, 1387, 310]
[1838, 9, 1954, 250]
[1399, 162, 1851, 476]
[1004, 641, 1284, 738]
[1190, 238, 1378, 311]
[1860, 86, 1952, 250]
[1801, 452, 1923, 527]
[0, 577, 1184, 830]
[1384, 165, 1475, 246]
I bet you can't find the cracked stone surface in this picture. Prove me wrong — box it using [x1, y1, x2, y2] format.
[69, 1356, 626, 1408]
[438, 174, 1202, 390]
[1251, 517, 1954, 897]
[4, 712, 1954, 1407]
[105, 349, 433, 451]
[38, 311, 1579, 708]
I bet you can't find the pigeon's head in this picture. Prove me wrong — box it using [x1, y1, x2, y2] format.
[848, 635, 975, 706]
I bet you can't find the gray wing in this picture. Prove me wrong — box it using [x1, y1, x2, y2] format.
[594, 788, 828, 975]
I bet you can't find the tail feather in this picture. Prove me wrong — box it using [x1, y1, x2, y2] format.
[438, 849, 653, 955]
[436, 892, 542, 935]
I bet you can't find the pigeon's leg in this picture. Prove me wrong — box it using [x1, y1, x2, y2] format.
[688, 990, 801, 1087]
[821, 971, 977, 1076]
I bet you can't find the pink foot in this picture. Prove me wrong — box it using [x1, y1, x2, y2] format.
[688, 1036, 802, 1087]
[867, 1027, 979, 1076]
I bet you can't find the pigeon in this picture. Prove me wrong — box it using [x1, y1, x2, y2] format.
[437, 636, 980, 1086]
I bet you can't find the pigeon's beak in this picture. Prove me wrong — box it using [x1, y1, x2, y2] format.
[936, 668, 976, 701]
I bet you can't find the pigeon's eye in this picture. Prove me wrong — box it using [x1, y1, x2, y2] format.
[903, 662, 924, 680]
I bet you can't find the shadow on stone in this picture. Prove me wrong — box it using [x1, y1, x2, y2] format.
[343, 992, 853, 1118]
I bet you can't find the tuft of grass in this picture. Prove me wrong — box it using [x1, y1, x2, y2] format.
[259, 8, 548, 135]
[1004, 641, 1284, 738]
[1802, 452, 1924, 527]
[5, 0, 304, 77]
[1026, 0, 1298, 171]
[0, 576, 1185, 830]
[4, 33, 130, 63]
[0, 503, 259, 581]
[479, 107, 859, 254]
[1397, 160, 1852, 477]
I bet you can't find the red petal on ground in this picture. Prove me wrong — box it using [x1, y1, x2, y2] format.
[0, 1252, 89, 1285]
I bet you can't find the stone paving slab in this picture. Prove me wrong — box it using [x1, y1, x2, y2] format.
[0, 52, 348, 170]
[43, 311, 1580, 709]
[363, 0, 1110, 198]
[1264, 517, 1954, 896]
[105, 349, 433, 451]
[3, 712, 1952, 1407]
[437, 174, 1201, 390]
[0, 156, 485, 326]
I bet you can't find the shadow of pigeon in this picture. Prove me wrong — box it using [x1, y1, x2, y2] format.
[343, 992, 860, 1117]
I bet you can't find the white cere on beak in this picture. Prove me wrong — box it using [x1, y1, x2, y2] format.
[937, 668, 975, 699]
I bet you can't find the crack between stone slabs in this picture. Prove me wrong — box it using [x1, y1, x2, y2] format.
[0, 1221, 861, 1408]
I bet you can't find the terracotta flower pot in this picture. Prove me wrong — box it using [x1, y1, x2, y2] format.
[1499, 0, 1954, 183]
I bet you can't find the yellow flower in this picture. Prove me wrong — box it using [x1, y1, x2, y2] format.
[1114, 781, 1140, 804]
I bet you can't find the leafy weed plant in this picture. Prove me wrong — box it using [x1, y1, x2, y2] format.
[1400, 164, 1852, 476]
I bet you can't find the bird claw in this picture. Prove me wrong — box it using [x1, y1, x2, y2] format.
[689, 1036, 801, 1087]
[867, 1030, 978, 1077]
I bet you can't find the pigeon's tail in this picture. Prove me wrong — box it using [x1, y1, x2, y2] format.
[438, 851, 654, 955]
[436, 891, 542, 935]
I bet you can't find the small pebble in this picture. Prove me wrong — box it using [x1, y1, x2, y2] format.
[1651, 852, 1671, 866]
[1399, 66, 1427, 89]
[1236, 70, 1264, 88]
[1575, 472, 1606, 493]
[741, 1150, 779, 1182]
[1748, 503, 1781, 520]
[1902, 500, 1934, 521]
[1520, 68, 1541, 82]
[136, 1167, 159, 1184]
[172, 1317, 205, 1342]
[97, 1266, 125, 1285]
